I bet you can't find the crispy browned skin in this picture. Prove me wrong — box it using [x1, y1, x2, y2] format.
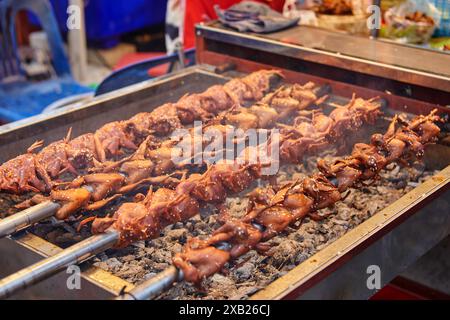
[172, 240, 231, 284]
[4, 71, 285, 221]
[318, 0, 353, 15]
[279, 96, 381, 164]
[51, 188, 91, 220]
[91, 159, 263, 247]
[173, 110, 442, 284]
[15, 75, 324, 220]
[92, 188, 200, 247]
[226, 82, 321, 130]
[0, 152, 52, 194]
[1, 70, 282, 194]
[91, 94, 383, 251]
[9, 74, 383, 229]
[74, 80, 327, 220]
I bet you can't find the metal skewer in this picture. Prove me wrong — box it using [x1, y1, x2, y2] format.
[0, 201, 60, 238]
[0, 229, 119, 299]
[116, 266, 183, 300]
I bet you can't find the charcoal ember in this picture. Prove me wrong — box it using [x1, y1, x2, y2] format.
[409, 163, 426, 181]
[295, 252, 309, 264]
[408, 181, 419, 187]
[96, 252, 109, 262]
[226, 197, 249, 219]
[94, 257, 122, 272]
[288, 232, 304, 242]
[170, 243, 183, 254]
[234, 250, 260, 267]
[335, 205, 351, 220]
[234, 262, 254, 280]
[317, 222, 331, 233]
[275, 165, 308, 184]
[172, 222, 184, 229]
[332, 218, 349, 226]
[388, 163, 400, 175]
[116, 264, 145, 280]
[184, 222, 195, 233]
[151, 247, 172, 263]
[207, 274, 237, 299]
[55, 232, 83, 246]
[300, 238, 315, 252]
[121, 255, 135, 262]
[153, 262, 170, 270]
[342, 191, 355, 206]
[366, 203, 380, 216]
[192, 221, 207, 231]
[210, 274, 234, 287]
[0, 192, 35, 218]
[396, 180, 408, 189]
[269, 239, 301, 267]
[166, 228, 187, 241]
[206, 215, 218, 225]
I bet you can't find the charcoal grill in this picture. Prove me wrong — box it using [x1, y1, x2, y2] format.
[0, 22, 449, 299]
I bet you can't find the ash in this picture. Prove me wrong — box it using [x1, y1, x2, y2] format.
[90, 156, 436, 300]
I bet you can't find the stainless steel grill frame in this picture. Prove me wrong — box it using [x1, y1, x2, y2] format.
[1, 22, 449, 299]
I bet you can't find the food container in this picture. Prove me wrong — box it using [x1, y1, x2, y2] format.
[382, 0, 441, 43]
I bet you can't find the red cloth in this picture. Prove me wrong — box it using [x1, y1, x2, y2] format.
[183, 0, 285, 49]
[114, 52, 169, 77]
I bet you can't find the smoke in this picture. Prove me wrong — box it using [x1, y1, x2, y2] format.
[170, 122, 280, 175]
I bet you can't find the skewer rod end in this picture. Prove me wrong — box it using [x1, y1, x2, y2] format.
[0, 230, 119, 299]
[0, 201, 60, 239]
[116, 266, 183, 300]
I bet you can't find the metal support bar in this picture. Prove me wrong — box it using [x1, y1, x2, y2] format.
[116, 266, 183, 300]
[0, 201, 60, 239]
[0, 230, 119, 299]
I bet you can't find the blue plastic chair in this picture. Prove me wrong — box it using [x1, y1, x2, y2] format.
[95, 48, 196, 96]
[0, 0, 92, 122]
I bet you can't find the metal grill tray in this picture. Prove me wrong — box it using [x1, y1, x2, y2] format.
[0, 66, 448, 299]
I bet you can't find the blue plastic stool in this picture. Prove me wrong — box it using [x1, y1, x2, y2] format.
[0, 0, 92, 122]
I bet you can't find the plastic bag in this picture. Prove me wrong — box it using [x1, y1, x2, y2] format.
[383, 0, 442, 43]
[283, 0, 320, 25]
